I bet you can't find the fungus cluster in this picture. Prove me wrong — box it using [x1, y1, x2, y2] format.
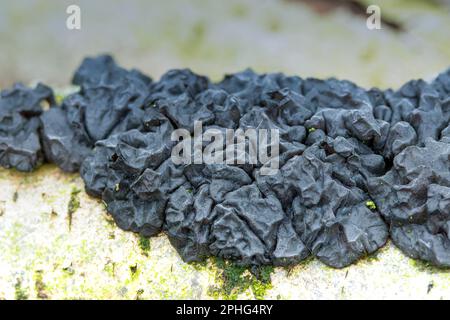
[1, 55, 449, 268]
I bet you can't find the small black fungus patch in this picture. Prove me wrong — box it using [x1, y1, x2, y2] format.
[0, 83, 54, 171]
[1, 54, 449, 269]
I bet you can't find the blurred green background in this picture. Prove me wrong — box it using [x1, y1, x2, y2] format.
[1, 0, 449, 89]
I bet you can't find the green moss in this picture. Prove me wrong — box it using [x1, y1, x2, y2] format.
[138, 235, 151, 255]
[104, 260, 116, 278]
[135, 289, 144, 300]
[250, 265, 274, 300]
[14, 278, 28, 300]
[129, 263, 139, 279]
[53, 86, 79, 105]
[67, 187, 81, 230]
[62, 264, 75, 276]
[7, 222, 24, 257]
[308, 127, 316, 133]
[208, 258, 274, 300]
[366, 200, 377, 210]
[55, 94, 65, 105]
[104, 215, 116, 227]
[365, 250, 380, 263]
[34, 270, 49, 299]
[190, 260, 208, 271]
[410, 259, 450, 274]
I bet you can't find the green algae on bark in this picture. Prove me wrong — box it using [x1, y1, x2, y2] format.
[207, 258, 274, 300]
[67, 187, 81, 231]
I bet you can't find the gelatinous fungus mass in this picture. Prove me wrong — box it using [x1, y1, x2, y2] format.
[1, 55, 449, 268]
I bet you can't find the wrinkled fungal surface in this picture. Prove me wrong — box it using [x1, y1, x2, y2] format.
[0, 83, 55, 171]
[1, 55, 449, 268]
[41, 55, 152, 172]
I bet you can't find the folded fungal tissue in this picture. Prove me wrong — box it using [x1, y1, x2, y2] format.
[0, 55, 449, 269]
